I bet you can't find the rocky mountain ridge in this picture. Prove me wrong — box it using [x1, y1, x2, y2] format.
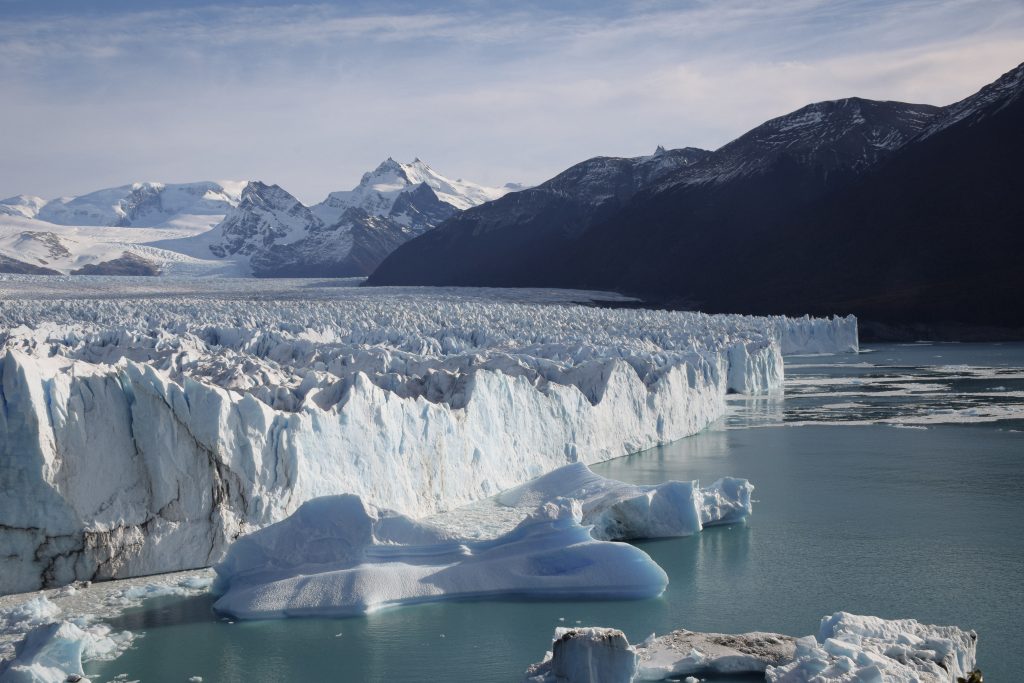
[367, 62, 1024, 331]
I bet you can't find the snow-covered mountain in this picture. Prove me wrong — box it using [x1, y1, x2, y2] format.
[0, 214, 242, 277]
[209, 182, 320, 259]
[35, 181, 246, 229]
[207, 158, 513, 277]
[0, 160, 512, 276]
[0, 195, 47, 219]
[311, 157, 508, 224]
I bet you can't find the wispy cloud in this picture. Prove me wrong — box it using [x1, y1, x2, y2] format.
[0, 0, 1021, 201]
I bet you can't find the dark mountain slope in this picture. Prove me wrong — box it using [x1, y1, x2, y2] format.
[365, 147, 710, 287]
[368, 98, 937, 292]
[598, 62, 1024, 326]
[572, 97, 942, 309]
[368, 63, 1024, 332]
[764, 62, 1024, 326]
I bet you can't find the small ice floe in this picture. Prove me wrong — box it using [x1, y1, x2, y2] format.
[0, 620, 134, 683]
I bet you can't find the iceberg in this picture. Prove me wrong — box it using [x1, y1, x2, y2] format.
[496, 462, 752, 541]
[211, 495, 668, 620]
[0, 621, 132, 683]
[0, 281, 856, 592]
[525, 612, 977, 683]
[766, 612, 979, 683]
[524, 627, 639, 683]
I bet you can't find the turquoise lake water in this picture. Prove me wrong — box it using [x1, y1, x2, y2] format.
[88, 343, 1024, 681]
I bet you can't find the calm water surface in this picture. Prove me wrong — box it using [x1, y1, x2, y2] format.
[88, 343, 1024, 682]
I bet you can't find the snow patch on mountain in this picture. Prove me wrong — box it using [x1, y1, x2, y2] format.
[672, 98, 940, 187]
[919, 61, 1024, 140]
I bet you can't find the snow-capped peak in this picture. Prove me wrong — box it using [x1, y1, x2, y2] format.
[30, 180, 246, 229]
[209, 181, 320, 259]
[312, 157, 510, 225]
[0, 194, 47, 219]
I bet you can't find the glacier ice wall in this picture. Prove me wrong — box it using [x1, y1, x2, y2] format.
[771, 314, 859, 355]
[0, 285, 857, 593]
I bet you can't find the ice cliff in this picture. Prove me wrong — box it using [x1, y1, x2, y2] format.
[0, 285, 857, 593]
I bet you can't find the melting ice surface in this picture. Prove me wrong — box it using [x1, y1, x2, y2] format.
[68, 342, 1023, 682]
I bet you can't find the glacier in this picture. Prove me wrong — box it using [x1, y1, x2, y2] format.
[0, 280, 857, 594]
[525, 613, 978, 682]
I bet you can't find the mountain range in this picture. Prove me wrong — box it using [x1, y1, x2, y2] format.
[368, 62, 1024, 334]
[0, 160, 514, 277]
[3, 61, 1021, 333]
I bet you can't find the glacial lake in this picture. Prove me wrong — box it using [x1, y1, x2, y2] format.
[88, 343, 1024, 682]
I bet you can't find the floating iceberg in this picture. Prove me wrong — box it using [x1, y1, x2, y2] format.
[526, 626, 796, 682]
[211, 463, 748, 619]
[637, 628, 796, 680]
[496, 462, 753, 541]
[211, 495, 668, 620]
[527, 612, 977, 682]
[0, 621, 132, 683]
[525, 627, 639, 683]
[766, 612, 979, 683]
[0, 281, 856, 592]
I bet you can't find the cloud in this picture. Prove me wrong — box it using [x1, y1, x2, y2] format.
[0, 0, 1021, 201]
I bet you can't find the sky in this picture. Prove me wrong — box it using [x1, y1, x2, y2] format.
[0, 0, 1021, 204]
